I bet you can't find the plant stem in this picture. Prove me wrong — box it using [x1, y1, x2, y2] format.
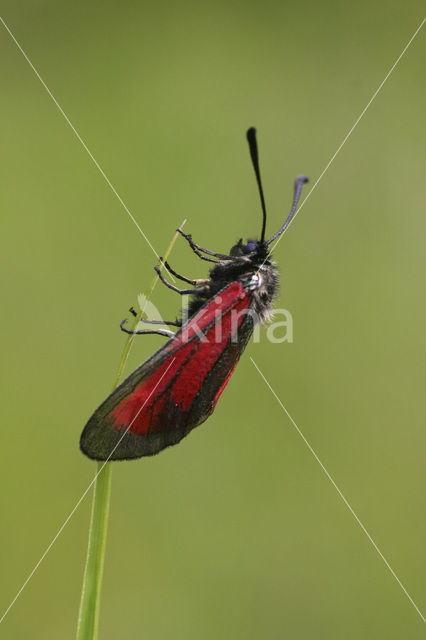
[76, 462, 111, 640]
[76, 227, 183, 640]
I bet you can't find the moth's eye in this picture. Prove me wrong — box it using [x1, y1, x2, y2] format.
[245, 241, 258, 253]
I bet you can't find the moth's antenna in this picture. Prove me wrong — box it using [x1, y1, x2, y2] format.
[266, 175, 309, 245]
[246, 127, 267, 243]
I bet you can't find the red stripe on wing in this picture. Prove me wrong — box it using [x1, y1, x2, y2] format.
[110, 281, 250, 435]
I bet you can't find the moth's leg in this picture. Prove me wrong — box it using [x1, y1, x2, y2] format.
[154, 266, 207, 295]
[177, 227, 233, 260]
[127, 307, 181, 327]
[141, 318, 182, 327]
[158, 257, 208, 286]
[176, 228, 220, 263]
[120, 319, 175, 338]
[180, 239, 219, 263]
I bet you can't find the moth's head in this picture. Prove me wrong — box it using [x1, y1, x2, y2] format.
[229, 238, 267, 258]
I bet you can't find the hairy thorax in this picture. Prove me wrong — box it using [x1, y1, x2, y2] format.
[187, 256, 279, 325]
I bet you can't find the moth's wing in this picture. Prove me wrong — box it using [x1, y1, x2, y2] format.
[80, 281, 254, 460]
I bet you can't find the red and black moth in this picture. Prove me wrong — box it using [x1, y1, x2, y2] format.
[80, 128, 308, 460]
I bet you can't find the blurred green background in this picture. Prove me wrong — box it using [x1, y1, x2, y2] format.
[1, 2, 425, 638]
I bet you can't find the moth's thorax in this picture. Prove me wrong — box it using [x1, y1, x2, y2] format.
[239, 262, 278, 323]
[186, 242, 279, 323]
[208, 254, 278, 324]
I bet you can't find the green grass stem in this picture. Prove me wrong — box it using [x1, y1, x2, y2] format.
[75, 227, 182, 640]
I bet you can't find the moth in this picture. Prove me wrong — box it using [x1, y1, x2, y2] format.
[80, 128, 308, 460]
